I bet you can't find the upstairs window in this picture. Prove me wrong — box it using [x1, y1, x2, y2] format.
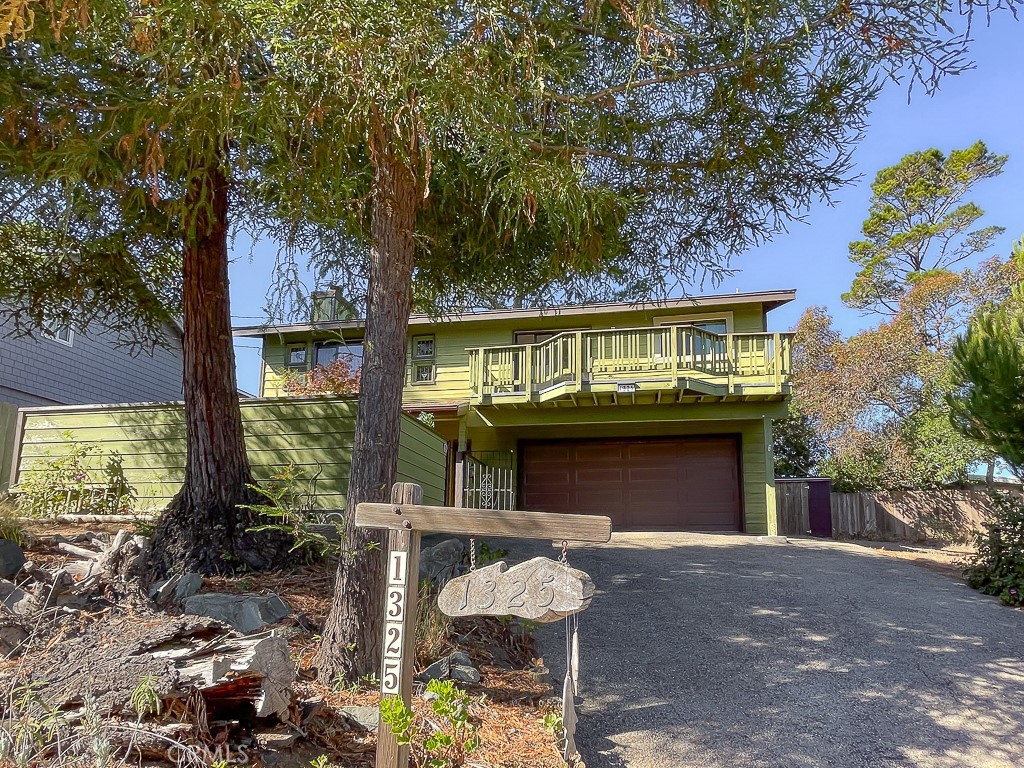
[315, 341, 363, 372]
[42, 318, 73, 347]
[513, 329, 583, 345]
[412, 335, 435, 383]
[287, 346, 308, 368]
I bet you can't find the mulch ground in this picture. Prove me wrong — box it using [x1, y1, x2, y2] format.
[204, 566, 566, 768]
[9, 522, 567, 768]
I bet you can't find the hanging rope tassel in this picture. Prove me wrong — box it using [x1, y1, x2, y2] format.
[560, 540, 580, 763]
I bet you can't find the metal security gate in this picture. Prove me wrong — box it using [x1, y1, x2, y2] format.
[461, 450, 517, 510]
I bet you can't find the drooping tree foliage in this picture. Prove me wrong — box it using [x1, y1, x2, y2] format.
[1, 0, 1020, 681]
[286, 6, 1022, 679]
[950, 244, 1024, 477]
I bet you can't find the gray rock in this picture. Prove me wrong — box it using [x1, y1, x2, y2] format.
[0, 539, 26, 579]
[419, 538, 464, 585]
[0, 578, 39, 616]
[0, 624, 28, 656]
[450, 665, 481, 683]
[449, 650, 473, 667]
[149, 575, 180, 605]
[339, 705, 379, 732]
[416, 651, 481, 684]
[416, 656, 451, 682]
[182, 593, 291, 634]
[173, 572, 203, 602]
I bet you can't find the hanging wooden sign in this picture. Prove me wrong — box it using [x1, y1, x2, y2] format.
[437, 557, 594, 623]
[354, 488, 612, 768]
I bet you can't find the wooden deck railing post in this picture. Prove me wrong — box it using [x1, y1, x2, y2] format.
[773, 332, 781, 390]
[669, 326, 679, 382]
[574, 331, 584, 385]
[522, 345, 533, 398]
[726, 334, 735, 393]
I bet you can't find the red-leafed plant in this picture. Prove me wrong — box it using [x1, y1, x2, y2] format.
[283, 357, 361, 396]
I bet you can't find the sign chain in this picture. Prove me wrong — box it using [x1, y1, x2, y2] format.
[469, 536, 477, 571]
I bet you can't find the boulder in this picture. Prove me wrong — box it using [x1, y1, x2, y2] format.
[417, 655, 451, 682]
[0, 539, 26, 579]
[339, 705, 379, 732]
[174, 572, 203, 602]
[450, 664, 481, 683]
[415, 650, 481, 684]
[419, 538, 465, 585]
[182, 593, 291, 634]
[0, 578, 39, 616]
[149, 575, 180, 605]
[0, 623, 29, 656]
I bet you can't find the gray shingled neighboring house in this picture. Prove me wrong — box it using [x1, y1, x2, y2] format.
[0, 311, 184, 489]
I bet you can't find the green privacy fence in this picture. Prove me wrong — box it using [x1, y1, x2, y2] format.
[9, 396, 447, 512]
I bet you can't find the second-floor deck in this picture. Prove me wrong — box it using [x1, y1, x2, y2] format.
[467, 326, 792, 405]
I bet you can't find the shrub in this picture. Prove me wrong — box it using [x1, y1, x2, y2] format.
[415, 582, 452, 667]
[282, 357, 361, 396]
[0, 496, 26, 545]
[13, 434, 136, 518]
[963, 491, 1024, 606]
[243, 464, 343, 561]
[379, 679, 479, 768]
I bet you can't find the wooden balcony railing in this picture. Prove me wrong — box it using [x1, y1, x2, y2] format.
[467, 326, 793, 402]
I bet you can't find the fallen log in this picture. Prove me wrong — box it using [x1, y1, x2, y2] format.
[9, 615, 297, 722]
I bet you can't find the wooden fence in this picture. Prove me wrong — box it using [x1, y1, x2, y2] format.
[775, 480, 809, 535]
[776, 480, 1008, 543]
[10, 396, 448, 512]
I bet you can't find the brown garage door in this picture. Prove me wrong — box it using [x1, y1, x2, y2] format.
[521, 438, 741, 530]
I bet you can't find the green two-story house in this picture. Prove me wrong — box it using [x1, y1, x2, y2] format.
[233, 289, 795, 535]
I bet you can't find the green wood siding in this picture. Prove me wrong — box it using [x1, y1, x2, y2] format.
[259, 301, 775, 402]
[13, 396, 446, 511]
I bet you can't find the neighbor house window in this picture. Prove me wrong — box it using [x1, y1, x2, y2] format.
[412, 335, 435, 383]
[288, 346, 308, 368]
[42, 318, 73, 347]
[315, 340, 363, 371]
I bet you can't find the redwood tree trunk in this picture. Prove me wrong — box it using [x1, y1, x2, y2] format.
[316, 149, 418, 682]
[149, 159, 295, 576]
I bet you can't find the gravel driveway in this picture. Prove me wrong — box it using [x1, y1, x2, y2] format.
[532, 533, 1024, 768]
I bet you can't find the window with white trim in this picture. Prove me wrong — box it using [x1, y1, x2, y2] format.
[42, 318, 73, 347]
[411, 335, 435, 383]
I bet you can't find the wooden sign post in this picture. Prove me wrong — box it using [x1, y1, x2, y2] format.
[355, 483, 612, 768]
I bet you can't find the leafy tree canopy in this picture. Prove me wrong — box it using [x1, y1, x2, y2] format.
[844, 141, 1007, 316]
[792, 257, 1020, 489]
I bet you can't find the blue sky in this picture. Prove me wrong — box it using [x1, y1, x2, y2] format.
[229, 19, 1024, 395]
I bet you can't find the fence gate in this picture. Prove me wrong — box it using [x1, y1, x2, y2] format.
[461, 450, 516, 510]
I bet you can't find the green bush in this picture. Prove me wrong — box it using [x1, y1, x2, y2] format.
[380, 679, 479, 768]
[0, 496, 26, 545]
[963, 492, 1024, 607]
[243, 464, 343, 561]
[12, 433, 136, 518]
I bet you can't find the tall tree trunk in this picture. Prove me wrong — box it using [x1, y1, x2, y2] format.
[316, 149, 418, 682]
[149, 159, 295, 577]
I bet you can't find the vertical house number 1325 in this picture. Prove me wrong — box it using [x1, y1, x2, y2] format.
[381, 550, 408, 694]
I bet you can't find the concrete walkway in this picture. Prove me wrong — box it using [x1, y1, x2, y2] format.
[532, 533, 1024, 768]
